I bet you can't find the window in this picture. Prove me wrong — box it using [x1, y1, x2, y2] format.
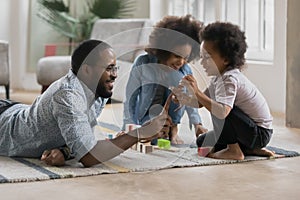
[168, 0, 274, 62]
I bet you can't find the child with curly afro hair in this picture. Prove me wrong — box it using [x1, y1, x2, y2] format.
[172, 22, 274, 159]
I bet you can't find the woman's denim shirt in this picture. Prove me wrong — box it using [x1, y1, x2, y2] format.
[122, 54, 202, 130]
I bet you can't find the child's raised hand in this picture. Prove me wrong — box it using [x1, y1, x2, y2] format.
[170, 75, 200, 108]
[180, 75, 199, 93]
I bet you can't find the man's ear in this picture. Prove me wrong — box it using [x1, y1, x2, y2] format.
[79, 64, 91, 75]
[76, 64, 91, 80]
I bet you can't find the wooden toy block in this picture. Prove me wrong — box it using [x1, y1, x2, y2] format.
[136, 142, 143, 152]
[107, 133, 114, 139]
[142, 145, 154, 154]
[105, 133, 115, 140]
[125, 124, 135, 132]
[134, 142, 153, 154]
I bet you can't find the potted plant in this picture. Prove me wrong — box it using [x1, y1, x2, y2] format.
[37, 0, 135, 44]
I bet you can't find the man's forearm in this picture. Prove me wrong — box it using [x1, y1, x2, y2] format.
[80, 133, 138, 167]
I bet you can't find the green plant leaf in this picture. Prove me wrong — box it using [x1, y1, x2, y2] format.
[37, 0, 69, 12]
[36, 0, 135, 42]
[87, 0, 135, 18]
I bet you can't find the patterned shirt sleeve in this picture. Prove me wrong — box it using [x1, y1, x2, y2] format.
[51, 89, 97, 161]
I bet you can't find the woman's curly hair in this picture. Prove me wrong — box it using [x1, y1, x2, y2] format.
[201, 22, 248, 69]
[145, 15, 204, 62]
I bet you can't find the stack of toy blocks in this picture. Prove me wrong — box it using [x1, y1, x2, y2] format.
[126, 124, 154, 153]
[136, 141, 154, 154]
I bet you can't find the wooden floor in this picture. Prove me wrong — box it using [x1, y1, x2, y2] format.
[0, 89, 40, 105]
[0, 89, 300, 200]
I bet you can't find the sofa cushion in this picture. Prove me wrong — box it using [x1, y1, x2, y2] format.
[36, 56, 71, 86]
[90, 19, 152, 63]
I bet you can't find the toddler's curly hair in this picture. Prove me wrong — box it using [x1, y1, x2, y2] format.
[201, 22, 247, 69]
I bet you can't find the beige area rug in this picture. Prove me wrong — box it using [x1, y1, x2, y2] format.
[0, 123, 299, 184]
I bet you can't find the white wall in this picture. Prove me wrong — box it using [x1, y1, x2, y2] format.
[133, 0, 150, 18]
[0, 0, 43, 91]
[9, 0, 40, 91]
[243, 0, 287, 113]
[0, 1, 10, 40]
[150, 0, 168, 23]
[286, 0, 300, 128]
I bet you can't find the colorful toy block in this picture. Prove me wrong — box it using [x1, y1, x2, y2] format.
[105, 133, 115, 140]
[157, 139, 171, 150]
[198, 147, 211, 157]
[107, 133, 114, 140]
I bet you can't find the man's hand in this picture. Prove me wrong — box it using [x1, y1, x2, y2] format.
[41, 149, 65, 166]
[138, 94, 173, 140]
[156, 118, 172, 139]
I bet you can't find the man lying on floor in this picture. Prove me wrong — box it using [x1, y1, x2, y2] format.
[0, 39, 171, 167]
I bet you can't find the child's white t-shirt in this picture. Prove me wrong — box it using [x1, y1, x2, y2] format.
[207, 68, 273, 129]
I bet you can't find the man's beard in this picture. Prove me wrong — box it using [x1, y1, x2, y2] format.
[96, 82, 113, 98]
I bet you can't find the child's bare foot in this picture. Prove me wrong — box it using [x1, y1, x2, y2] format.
[208, 143, 245, 160]
[244, 148, 275, 157]
[194, 124, 208, 137]
[171, 135, 184, 144]
[170, 124, 184, 144]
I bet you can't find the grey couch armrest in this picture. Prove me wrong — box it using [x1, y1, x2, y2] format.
[36, 56, 71, 86]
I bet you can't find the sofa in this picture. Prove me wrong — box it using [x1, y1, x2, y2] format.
[36, 18, 153, 101]
[36, 55, 71, 93]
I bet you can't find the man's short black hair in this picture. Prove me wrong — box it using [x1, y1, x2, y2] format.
[71, 39, 112, 75]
